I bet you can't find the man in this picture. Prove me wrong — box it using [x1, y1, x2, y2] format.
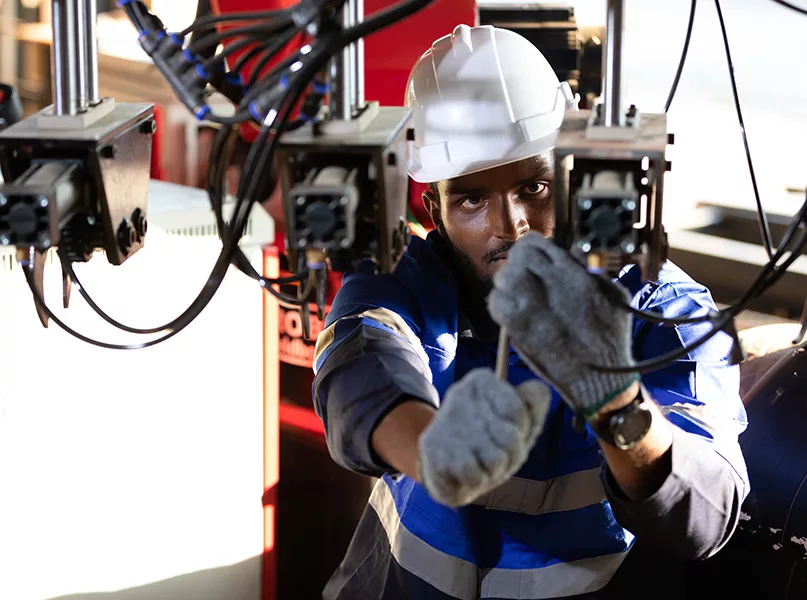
[312, 25, 749, 599]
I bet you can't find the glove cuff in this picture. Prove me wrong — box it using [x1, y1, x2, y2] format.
[573, 373, 641, 419]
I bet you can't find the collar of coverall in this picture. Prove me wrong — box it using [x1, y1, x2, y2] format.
[428, 230, 501, 346]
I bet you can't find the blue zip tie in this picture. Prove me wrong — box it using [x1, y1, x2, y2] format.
[280, 75, 289, 89]
[306, 261, 324, 270]
[225, 72, 242, 86]
[194, 105, 211, 121]
[117, 0, 137, 7]
[182, 49, 195, 63]
[169, 32, 184, 47]
[156, 29, 167, 41]
[137, 31, 149, 42]
[312, 82, 328, 95]
[195, 64, 209, 79]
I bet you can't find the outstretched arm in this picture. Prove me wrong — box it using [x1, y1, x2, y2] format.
[488, 233, 749, 559]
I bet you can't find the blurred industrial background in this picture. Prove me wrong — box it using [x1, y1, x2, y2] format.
[1, 1, 806, 600]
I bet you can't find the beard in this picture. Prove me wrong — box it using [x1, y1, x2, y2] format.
[443, 233, 493, 296]
[440, 231, 501, 342]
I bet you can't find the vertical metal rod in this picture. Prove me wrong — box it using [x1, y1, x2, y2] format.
[552, 153, 572, 249]
[52, 0, 79, 116]
[74, 0, 89, 111]
[496, 327, 509, 381]
[649, 160, 665, 282]
[353, 0, 364, 108]
[85, 0, 101, 105]
[329, 0, 357, 121]
[602, 0, 625, 127]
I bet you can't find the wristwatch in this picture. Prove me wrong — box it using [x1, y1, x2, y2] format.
[588, 385, 653, 450]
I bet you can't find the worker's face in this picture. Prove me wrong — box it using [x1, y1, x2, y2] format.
[423, 154, 554, 286]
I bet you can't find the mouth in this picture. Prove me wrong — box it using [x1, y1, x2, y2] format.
[483, 242, 516, 265]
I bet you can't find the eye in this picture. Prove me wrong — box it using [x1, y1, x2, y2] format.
[522, 181, 548, 196]
[460, 195, 484, 209]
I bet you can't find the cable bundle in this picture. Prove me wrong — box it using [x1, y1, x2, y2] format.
[19, 0, 434, 349]
[19, 0, 807, 364]
[590, 0, 807, 373]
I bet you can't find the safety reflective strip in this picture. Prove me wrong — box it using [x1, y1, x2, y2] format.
[370, 479, 630, 600]
[471, 469, 606, 515]
[660, 401, 746, 440]
[369, 479, 479, 600]
[313, 307, 431, 376]
[479, 550, 629, 599]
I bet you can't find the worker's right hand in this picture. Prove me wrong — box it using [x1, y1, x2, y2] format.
[418, 368, 551, 507]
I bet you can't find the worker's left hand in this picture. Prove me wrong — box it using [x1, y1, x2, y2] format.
[488, 232, 638, 418]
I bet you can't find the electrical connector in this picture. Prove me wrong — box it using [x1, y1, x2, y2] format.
[138, 28, 209, 121]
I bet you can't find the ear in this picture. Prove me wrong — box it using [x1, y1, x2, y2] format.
[422, 187, 443, 233]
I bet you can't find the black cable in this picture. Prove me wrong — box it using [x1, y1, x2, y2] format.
[188, 0, 218, 62]
[180, 9, 290, 37]
[21, 258, 184, 350]
[89, 0, 434, 348]
[206, 123, 313, 308]
[122, 2, 147, 33]
[203, 111, 253, 126]
[202, 24, 294, 69]
[593, 182, 806, 328]
[57, 249, 170, 334]
[770, 0, 807, 15]
[664, 0, 697, 113]
[599, 192, 807, 328]
[595, 225, 807, 374]
[230, 44, 270, 78]
[246, 28, 302, 88]
[228, 0, 437, 288]
[591, 189, 807, 372]
[714, 0, 774, 259]
[240, 52, 298, 104]
[188, 21, 291, 55]
[617, 0, 807, 331]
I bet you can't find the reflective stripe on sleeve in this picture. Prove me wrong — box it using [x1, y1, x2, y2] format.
[471, 469, 607, 515]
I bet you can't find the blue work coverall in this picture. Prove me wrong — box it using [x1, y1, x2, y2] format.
[313, 231, 749, 600]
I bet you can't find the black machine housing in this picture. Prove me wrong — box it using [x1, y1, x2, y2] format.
[554, 108, 670, 280]
[0, 102, 155, 265]
[276, 106, 412, 275]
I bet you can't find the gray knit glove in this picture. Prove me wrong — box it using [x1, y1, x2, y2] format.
[488, 232, 638, 418]
[419, 368, 551, 507]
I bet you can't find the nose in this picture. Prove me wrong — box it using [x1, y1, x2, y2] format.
[489, 195, 529, 242]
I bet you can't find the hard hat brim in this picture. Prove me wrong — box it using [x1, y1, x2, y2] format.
[408, 131, 558, 184]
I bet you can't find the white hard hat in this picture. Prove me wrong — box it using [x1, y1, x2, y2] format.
[405, 24, 578, 184]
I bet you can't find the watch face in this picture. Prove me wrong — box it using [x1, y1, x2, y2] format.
[611, 407, 652, 449]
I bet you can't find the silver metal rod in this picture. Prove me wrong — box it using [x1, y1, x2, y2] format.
[52, 0, 79, 116]
[329, 0, 357, 121]
[74, 0, 89, 111]
[496, 327, 509, 381]
[353, 0, 365, 108]
[602, 0, 625, 127]
[85, 0, 100, 104]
